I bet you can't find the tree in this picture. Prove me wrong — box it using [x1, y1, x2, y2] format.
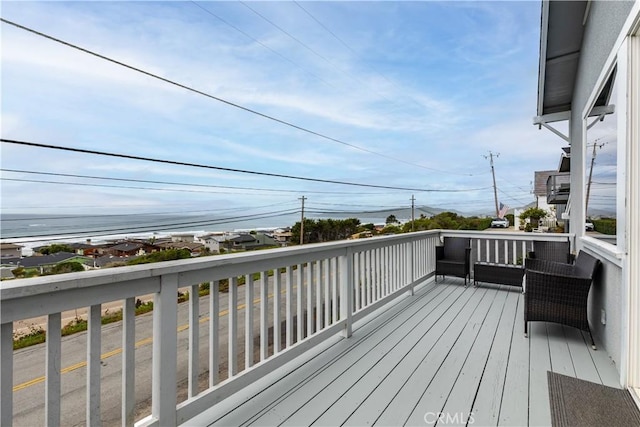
[519, 207, 548, 230]
[386, 214, 399, 225]
[38, 243, 75, 255]
[290, 218, 361, 244]
[49, 262, 85, 275]
[361, 223, 376, 231]
[381, 225, 401, 234]
[127, 248, 191, 265]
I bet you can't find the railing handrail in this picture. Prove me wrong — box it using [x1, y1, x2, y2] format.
[0, 229, 573, 298]
[440, 229, 575, 242]
[0, 231, 438, 297]
[0, 231, 439, 323]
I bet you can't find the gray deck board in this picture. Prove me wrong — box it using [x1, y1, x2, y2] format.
[547, 323, 577, 376]
[498, 291, 529, 427]
[276, 286, 461, 426]
[261, 286, 457, 426]
[528, 322, 552, 426]
[403, 288, 501, 426]
[563, 326, 601, 384]
[340, 285, 477, 426]
[189, 278, 622, 427]
[436, 288, 510, 427]
[311, 286, 467, 426]
[375, 287, 492, 427]
[470, 289, 520, 426]
[215, 283, 453, 426]
[588, 333, 622, 388]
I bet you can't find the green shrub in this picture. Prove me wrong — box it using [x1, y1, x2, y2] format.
[49, 262, 85, 275]
[594, 218, 616, 235]
[127, 248, 191, 265]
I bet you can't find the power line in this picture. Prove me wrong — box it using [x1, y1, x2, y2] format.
[497, 188, 533, 206]
[496, 177, 532, 194]
[0, 168, 372, 195]
[238, 1, 402, 107]
[292, 1, 426, 114]
[0, 203, 297, 222]
[306, 201, 416, 209]
[190, 1, 338, 91]
[1, 177, 297, 196]
[1, 139, 491, 192]
[0, 17, 470, 176]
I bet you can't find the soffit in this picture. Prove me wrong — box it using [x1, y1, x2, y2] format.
[538, 1, 588, 116]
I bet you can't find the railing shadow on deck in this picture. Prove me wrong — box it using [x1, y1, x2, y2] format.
[0, 230, 574, 426]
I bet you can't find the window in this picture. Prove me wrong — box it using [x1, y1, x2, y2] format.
[585, 69, 618, 247]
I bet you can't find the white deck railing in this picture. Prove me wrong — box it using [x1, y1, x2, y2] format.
[441, 230, 575, 267]
[0, 230, 574, 426]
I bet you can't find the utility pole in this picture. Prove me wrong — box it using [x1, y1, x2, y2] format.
[410, 195, 415, 232]
[483, 151, 500, 217]
[585, 140, 605, 217]
[299, 196, 306, 245]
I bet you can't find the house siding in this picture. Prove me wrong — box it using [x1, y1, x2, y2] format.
[574, 1, 635, 114]
[587, 253, 623, 372]
[568, 1, 635, 380]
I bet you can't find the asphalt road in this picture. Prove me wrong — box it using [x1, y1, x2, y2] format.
[11, 276, 302, 426]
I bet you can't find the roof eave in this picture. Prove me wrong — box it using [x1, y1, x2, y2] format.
[537, 0, 550, 117]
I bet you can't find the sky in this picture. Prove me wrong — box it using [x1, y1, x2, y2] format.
[0, 1, 618, 227]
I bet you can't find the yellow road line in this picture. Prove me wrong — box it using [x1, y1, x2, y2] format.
[13, 290, 280, 392]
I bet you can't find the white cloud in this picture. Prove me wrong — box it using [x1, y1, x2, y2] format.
[1, 1, 556, 219]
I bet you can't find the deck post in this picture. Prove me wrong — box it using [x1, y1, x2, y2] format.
[188, 283, 200, 398]
[45, 313, 61, 427]
[87, 304, 102, 426]
[340, 247, 353, 338]
[409, 240, 415, 296]
[1, 322, 13, 427]
[152, 273, 178, 426]
[122, 297, 136, 426]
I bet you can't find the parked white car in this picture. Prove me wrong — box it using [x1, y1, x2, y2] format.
[490, 218, 510, 228]
[585, 221, 595, 231]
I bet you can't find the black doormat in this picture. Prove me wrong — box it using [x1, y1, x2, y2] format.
[548, 371, 640, 427]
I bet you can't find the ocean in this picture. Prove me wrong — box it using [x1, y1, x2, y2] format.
[0, 212, 392, 254]
[0, 213, 297, 246]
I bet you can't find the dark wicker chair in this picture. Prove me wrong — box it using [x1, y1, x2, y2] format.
[527, 240, 575, 264]
[435, 237, 471, 286]
[524, 251, 601, 348]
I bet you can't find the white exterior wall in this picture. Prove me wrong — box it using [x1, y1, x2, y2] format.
[586, 246, 623, 370]
[568, 0, 638, 386]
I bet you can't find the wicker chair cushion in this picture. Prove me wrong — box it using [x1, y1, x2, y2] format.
[573, 252, 599, 278]
[530, 240, 572, 264]
[442, 237, 471, 261]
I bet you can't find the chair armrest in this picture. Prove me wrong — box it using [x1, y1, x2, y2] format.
[527, 251, 536, 259]
[568, 253, 576, 264]
[525, 269, 593, 299]
[464, 247, 471, 267]
[436, 245, 444, 260]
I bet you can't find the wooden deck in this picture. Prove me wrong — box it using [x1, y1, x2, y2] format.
[187, 278, 620, 427]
